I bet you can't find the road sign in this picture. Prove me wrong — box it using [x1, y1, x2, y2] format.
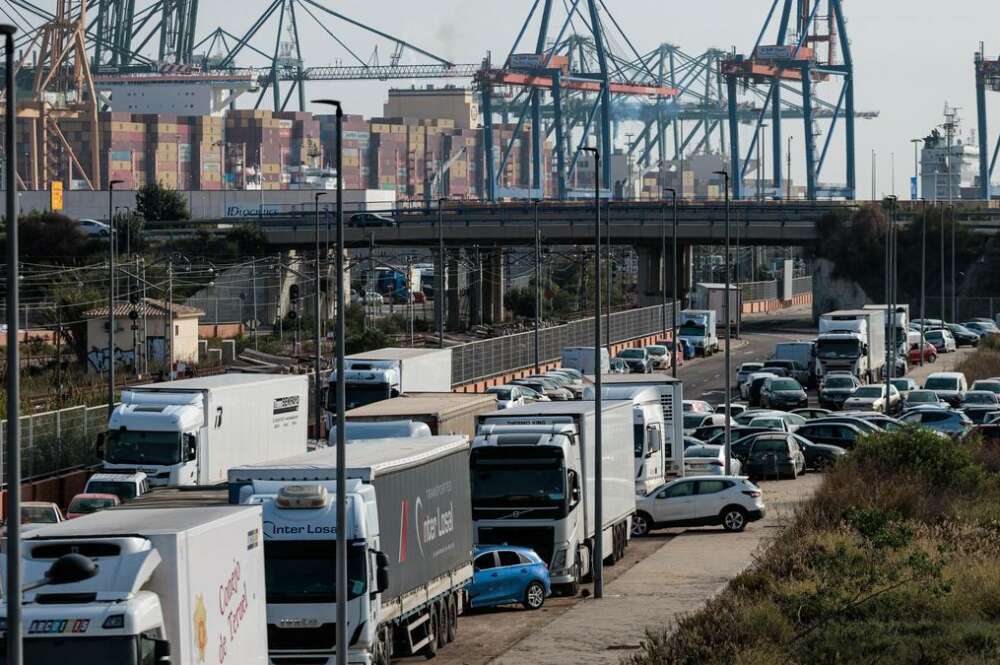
[50, 181, 64, 211]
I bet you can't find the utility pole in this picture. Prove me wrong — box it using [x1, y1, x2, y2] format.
[920, 199, 927, 366]
[314, 192, 327, 443]
[108, 180, 124, 417]
[715, 170, 733, 475]
[533, 199, 542, 373]
[437, 198, 447, 348]
[786, 136, 794, 200]
[167, 259, 175, 378]
[251, 257, 259, 351]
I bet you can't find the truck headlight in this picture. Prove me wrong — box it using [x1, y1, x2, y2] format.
[550, 547, 567, 573]
[103, 615, 126, 630]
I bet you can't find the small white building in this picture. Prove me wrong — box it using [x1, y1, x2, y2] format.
[83, 298, 204, 373]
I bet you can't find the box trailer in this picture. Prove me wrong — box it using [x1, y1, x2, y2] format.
[691, 283, 743, 329]
[472, 401, 635, 594]
[327, 347, 453, 416]
[561, 346, 610, 375]
[228, 435, 473, 662]
[3, 506, 268, 665]
[102, 373, 308, 487]
[817, 309, 887, 383]
[345, 391, 497, 440]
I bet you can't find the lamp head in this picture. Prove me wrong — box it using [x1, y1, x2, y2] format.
[0, 24, 16, 36]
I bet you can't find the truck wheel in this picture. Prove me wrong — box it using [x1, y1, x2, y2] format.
[423, 609, 438, 659]
[523, 581, 547, 610]
[446, 595, 458, 643]
[436, 601, 448, 650]
[374, 626, 392, 665]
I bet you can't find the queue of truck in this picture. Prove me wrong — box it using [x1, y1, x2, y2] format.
[3, 344, 691, 665]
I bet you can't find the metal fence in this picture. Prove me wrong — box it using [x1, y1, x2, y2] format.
[451, 303, 676, 385]
[741, 281, 779, 302]
[0, 404, 106, 485]
[793, 276, 813, 295]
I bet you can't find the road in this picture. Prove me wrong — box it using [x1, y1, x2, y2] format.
[406, 306, 820, 665]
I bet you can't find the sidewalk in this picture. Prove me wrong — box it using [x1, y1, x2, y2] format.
[492, 475, 822, 665]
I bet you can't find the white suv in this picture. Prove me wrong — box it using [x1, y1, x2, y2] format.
[632, 475, 765, 535]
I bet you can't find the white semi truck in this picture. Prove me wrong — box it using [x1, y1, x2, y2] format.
[472, 401, 635, 595]
[101, 374, 308, 487]
[327, 348, 453, 419]
[678, 310, 720, 356]
[690, 283, 743, 331]
[817, 309, 887, 383]
[227, 435, 473, 664]
[2, 505, 268, 665]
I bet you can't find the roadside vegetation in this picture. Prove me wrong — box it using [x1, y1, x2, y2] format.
[628, 424, 1000, 664]
[958, 334, 1000, 383]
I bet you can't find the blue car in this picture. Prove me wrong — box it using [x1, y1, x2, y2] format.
[469, 545, 551, 610]
[667, 339, 696, 361]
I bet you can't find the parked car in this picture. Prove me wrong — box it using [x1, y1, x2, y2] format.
[645, 344, 672, 370]
[744, 434, 806, 480]
[76, 218, 111, 237]
[791, 433, 847, 471]
[818, 373, 863, 411]
[20, 502, 64, 525]
[795, 421, 866, 449]
[900, 406, 973, 436]
[511, 377, 573, 401]
[632, 476, 766, 536]
[542, 371, 583, 398]
[486, 384, 530, 409]
[907, 340, 938, 365]
[609, 357, 629, 374]
[842, 412, 904, 432]
[808, 415, 883, 434]
[924, 328, 957, 353]
[737, 362, 765, 388]
[715, 403, 749, 418]
[676, 338, 696, 360]
[683, 400, 715, 413]
[683, 412, 728, 436]
[961, 390, 1000, 409]
[83, 472, 150, 502]
[759, 377, 808, 411]
[745, 372, 780, 407]
[747, 412, 807, 432]
[65, 493, 121, 519]
[617, 348, 653, 374]
[659, 341, 685, 367]
[946, 323, 980, 347]
[890, 378, 920, 399]
[791, 407, 834, 420]
[683, 445, 742, 477]
[971, 379, 1000, 395]
[515, 385, 550, 402]
[843, 384, 901, 414]
[763, 359, 811, 387]
[707, 427, 780, 451]
[963, 321, 1000, 337]
[348, 211, 396, 227]
[903, 389, 948, 410]
[924, 372, 968, 407]
[963, 407, 1000, 425]
[470, 546, 551, 610]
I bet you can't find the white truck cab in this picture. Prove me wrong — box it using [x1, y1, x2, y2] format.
[679, 310, 719, 357]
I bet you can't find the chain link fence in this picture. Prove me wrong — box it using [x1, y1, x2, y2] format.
[0, 404, 106, 485]
[793, 276, 813, 295]
[451, 303, 676, 385]
[741, 281, 779, 302]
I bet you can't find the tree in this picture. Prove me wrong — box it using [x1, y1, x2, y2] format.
[0, 210, 100, 261]
[135, 182, 189, 221]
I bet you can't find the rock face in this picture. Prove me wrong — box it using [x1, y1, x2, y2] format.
[811, 258, 870, 321]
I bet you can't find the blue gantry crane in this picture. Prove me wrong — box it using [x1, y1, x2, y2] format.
[975, 46, 1000, 200]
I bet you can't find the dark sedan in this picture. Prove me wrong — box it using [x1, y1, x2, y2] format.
[946, 323, 980, 348]
[794, 421, 866, 449]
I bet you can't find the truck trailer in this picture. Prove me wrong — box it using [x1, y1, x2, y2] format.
[345, 392, 497, 440]
[690, 283, 743, 330]
[817, 309, 887, 383]
[227, 435, 473, 664]
[101, 373, 308, 487]
[472, 401, 635, 594]
[327, 348, 453, 417]
[2, 505, 268, 665]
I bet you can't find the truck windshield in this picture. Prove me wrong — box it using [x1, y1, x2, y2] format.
[817, 340, 861, 359]
[106, 430, 180, 466]
[679, 323, 705, 336]
[264, 540, 368, 604]
[471, 447, 566, 517]
[329, 382, 392, 411]
[2, 636, 138, 665]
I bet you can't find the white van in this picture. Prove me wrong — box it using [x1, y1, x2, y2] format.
[562, 346, 611, 375]
[923, 372, 968, 407]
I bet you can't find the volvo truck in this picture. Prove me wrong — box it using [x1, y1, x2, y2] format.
[101, 374, 307, 487]
[472, 401, 635, 595]
[2, 505, 268, 665]
[678, 310, 720, 356]
[227, 435, 473, 664]
[817, 309, 887, 383]
[326, 348, 453, 419]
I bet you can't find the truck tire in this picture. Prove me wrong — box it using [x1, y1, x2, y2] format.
[423, 608, 438, 659]
[446, 595, 458, 643]
[374, 626, 392, 665]
[436, 601, 448, 650]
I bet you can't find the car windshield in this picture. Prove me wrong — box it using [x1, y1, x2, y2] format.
[264, 540, 367, 603]
[619, 349, 644, 359]
[105, 430, 180, 466]
[925, 377, 959, 390]
[740, 364, 763, 372]
[686, 446, 721, 458]
[824, 377, 855, 389]
[68, 497, 116, 514]
[817, 339, 860, 358]
[679, 323, 706, 336]
[973, 382, 1000, 393]
[890, 380, 911, 391]
[21, 506, 57, 523]
[907, 391, 938, 402]
[964, 392, 998, 404]
[684, 414, 709, 429]
[487, 388, 513, 400]
[647, 346, 667, 355]
[771, 379, 800, 391]
[750, 418, 783, 428]
[854, 387, 884, 398]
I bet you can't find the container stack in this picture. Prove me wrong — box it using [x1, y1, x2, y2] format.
[189, 116, 225, 191]
[225, 110, 284, 190]
[135, 114, 181, 190]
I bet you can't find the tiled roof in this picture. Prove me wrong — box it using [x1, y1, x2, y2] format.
[84, 297, 204, 319]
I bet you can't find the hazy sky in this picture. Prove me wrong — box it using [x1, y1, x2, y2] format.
[33, 1, 1000, 198]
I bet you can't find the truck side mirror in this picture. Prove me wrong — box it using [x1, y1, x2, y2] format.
[185, 434, 197, 461]
[154, 638, 171, 664]
[95, 432, 105, 458]
[375, 551, 390, 593]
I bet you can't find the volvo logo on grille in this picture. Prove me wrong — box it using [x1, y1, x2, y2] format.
[278, 618, 320, 628]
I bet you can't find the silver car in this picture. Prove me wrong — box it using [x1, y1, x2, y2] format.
[683, 445, 743, 476]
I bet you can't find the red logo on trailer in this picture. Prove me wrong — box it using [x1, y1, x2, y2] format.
[398, 499, 409, 562]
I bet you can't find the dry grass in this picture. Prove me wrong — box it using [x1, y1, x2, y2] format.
[958, 335, 1000, 383]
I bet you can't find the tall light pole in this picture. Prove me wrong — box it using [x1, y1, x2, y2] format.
[312, 98, 347, 665]
[108, 179, 125, 416]
[911, 138, 923, 200]
[437, 197, 447, 348]
[533, 198, 542, 373]
[580, 146, 604, 599]
[2, 23, 23, 665]
[920, 198, 927, 366]
[714, 170, 733, 474]
[786, 136, 794, 200]
[884, 195, 898, 401]
[314, 192, 327, 443]
[664, 187, 678, 378]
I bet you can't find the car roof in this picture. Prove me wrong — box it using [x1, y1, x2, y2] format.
[927, 372, 964, 379]
[21, 501, 58, 508]
[71, 493, 119, 500]
[474, 544, 540, 556]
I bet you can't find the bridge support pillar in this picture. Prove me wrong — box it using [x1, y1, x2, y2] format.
[636, 243, 693, 309]
[483, 248, 505, 325]
[468, 248, 484, 326]
[447, 251, 463, 331]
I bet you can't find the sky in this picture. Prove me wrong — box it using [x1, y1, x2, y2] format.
[27, 1, 1000, 199]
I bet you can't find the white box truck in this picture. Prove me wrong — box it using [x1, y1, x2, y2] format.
[817, 309, 887, 383]
[228, 435, 473, 663]
[327, 348, 453, 417]
[864, 304, 910, 348]
[678, 309, 720, 356]
[101, 374, 308, 487]
[2, 505, 268, 665]
[691, 283, 743, 330]
[562, 346, 610, 375]
[472, 401, 635, 595]
[583, 374, 686, 486]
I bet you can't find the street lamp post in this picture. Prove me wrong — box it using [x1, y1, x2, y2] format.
[312, 98, 347, 665]
[314, 192, 327, 443]
[714, 170, 733, 475]
[437, 197, 447, 348]
[786, 136, 794, 200]
[533, 199, 542, 373]
[664, 187, 678, 378]
[580, 146, 604, 599]
[920, 198, 927, 366]
[1, 23, 23, 665]
[108, 180, 125, 417]
[911, 138, 923, 200]
[885, 195, 898, 401]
